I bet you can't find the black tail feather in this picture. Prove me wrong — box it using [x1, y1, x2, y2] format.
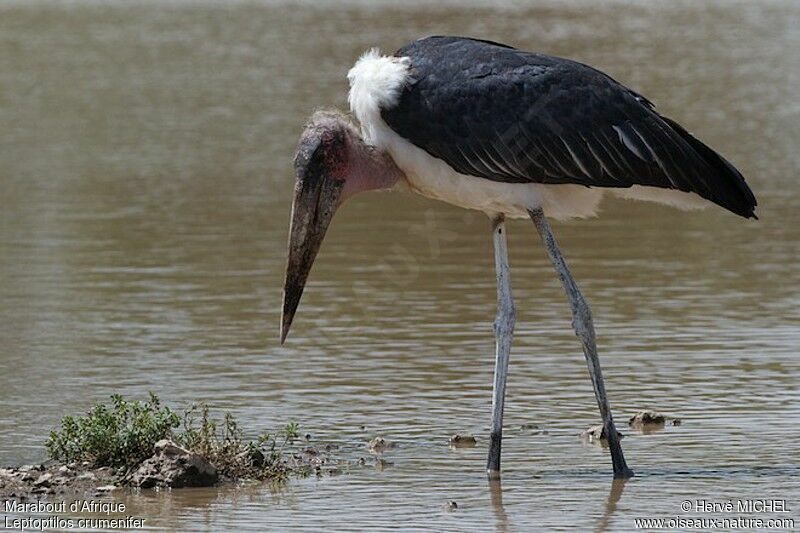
[660, 115, 758, 219]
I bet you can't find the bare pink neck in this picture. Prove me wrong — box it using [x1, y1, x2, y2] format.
[341, 134, 403, 201]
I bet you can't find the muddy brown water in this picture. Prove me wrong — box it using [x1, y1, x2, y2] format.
[1, 1, 799, 531]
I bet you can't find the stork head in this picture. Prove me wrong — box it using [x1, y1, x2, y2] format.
[281, 110, 400, 344]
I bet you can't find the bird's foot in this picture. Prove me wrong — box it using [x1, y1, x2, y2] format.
[613, 466, 635, 479]
[486, 469, 502, 480]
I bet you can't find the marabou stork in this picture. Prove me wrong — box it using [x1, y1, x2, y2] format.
[280, 36, 757, 479]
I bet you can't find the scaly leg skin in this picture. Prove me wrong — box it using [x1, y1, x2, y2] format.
[529, 208, 634, 479]
[487, 214, 516, 479]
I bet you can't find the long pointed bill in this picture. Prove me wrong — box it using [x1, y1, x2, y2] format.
[281, 140, 344, 344]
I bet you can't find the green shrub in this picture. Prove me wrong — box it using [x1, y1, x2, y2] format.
[45, 393, 180, 468]
[45, 394, 304, 482]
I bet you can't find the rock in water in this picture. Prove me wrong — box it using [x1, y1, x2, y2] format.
[368, 437, 394, 454]
[628, 410, 681, 431]
[449, 434, 477, 448]
[628, 410, 666, 427]
[129, 439, 217, 488]
[580, 424, 624, 445]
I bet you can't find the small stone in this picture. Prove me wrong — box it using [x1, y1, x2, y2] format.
[95, 485, 116, 492]
[77, 472, 96, 481]
[629, 410, 667, 427]
[34, 473, 53, 487]
[521, 423, 549, 435]
[153, 439, 190, 457]
[249, 447, 266, 468]
[449, 434, 477, 448]
[368, 437, 393, 454]
[235, 446, 266, 468]
[304, 433, 312, 441]
[581, 425, 624, 444]
[671, 418, 682, 426]
[444, 500, 458, 512]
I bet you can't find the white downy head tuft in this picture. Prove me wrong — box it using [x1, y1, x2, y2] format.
[347, 48, 410, 143]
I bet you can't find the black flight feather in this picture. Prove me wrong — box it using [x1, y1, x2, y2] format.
[381, 36, 757, 219]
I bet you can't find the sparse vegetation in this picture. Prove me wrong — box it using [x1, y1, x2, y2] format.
[44, 393, 308, 483]
[45, 393, 180, 468]
[178, 403, 304, 481]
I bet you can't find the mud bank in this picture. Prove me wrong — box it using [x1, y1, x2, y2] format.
[1, 439, 344, 500]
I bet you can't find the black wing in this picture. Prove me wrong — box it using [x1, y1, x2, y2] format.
[382, 36, 757, 218]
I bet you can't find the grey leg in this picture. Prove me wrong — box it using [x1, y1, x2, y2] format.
[528, 208, 633, 479]
[487, 214, 516, 478]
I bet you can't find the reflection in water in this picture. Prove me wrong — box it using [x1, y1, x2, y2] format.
[595, 478, 627, 533]
[488, 477, 509, 533]
[0, 0, 799, 531]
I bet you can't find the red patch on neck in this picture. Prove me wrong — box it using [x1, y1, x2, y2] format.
[321, 131, 349, 181]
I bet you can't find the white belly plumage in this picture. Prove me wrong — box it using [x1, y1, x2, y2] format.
[347, 48, 710, 221]
[368, 116, 605, 220]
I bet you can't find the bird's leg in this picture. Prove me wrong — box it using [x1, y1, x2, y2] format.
[528, 208, 634, 479]
[487, 214, 515, 478]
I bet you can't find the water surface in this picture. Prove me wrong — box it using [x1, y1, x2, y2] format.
[1, 1, 799, 531]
